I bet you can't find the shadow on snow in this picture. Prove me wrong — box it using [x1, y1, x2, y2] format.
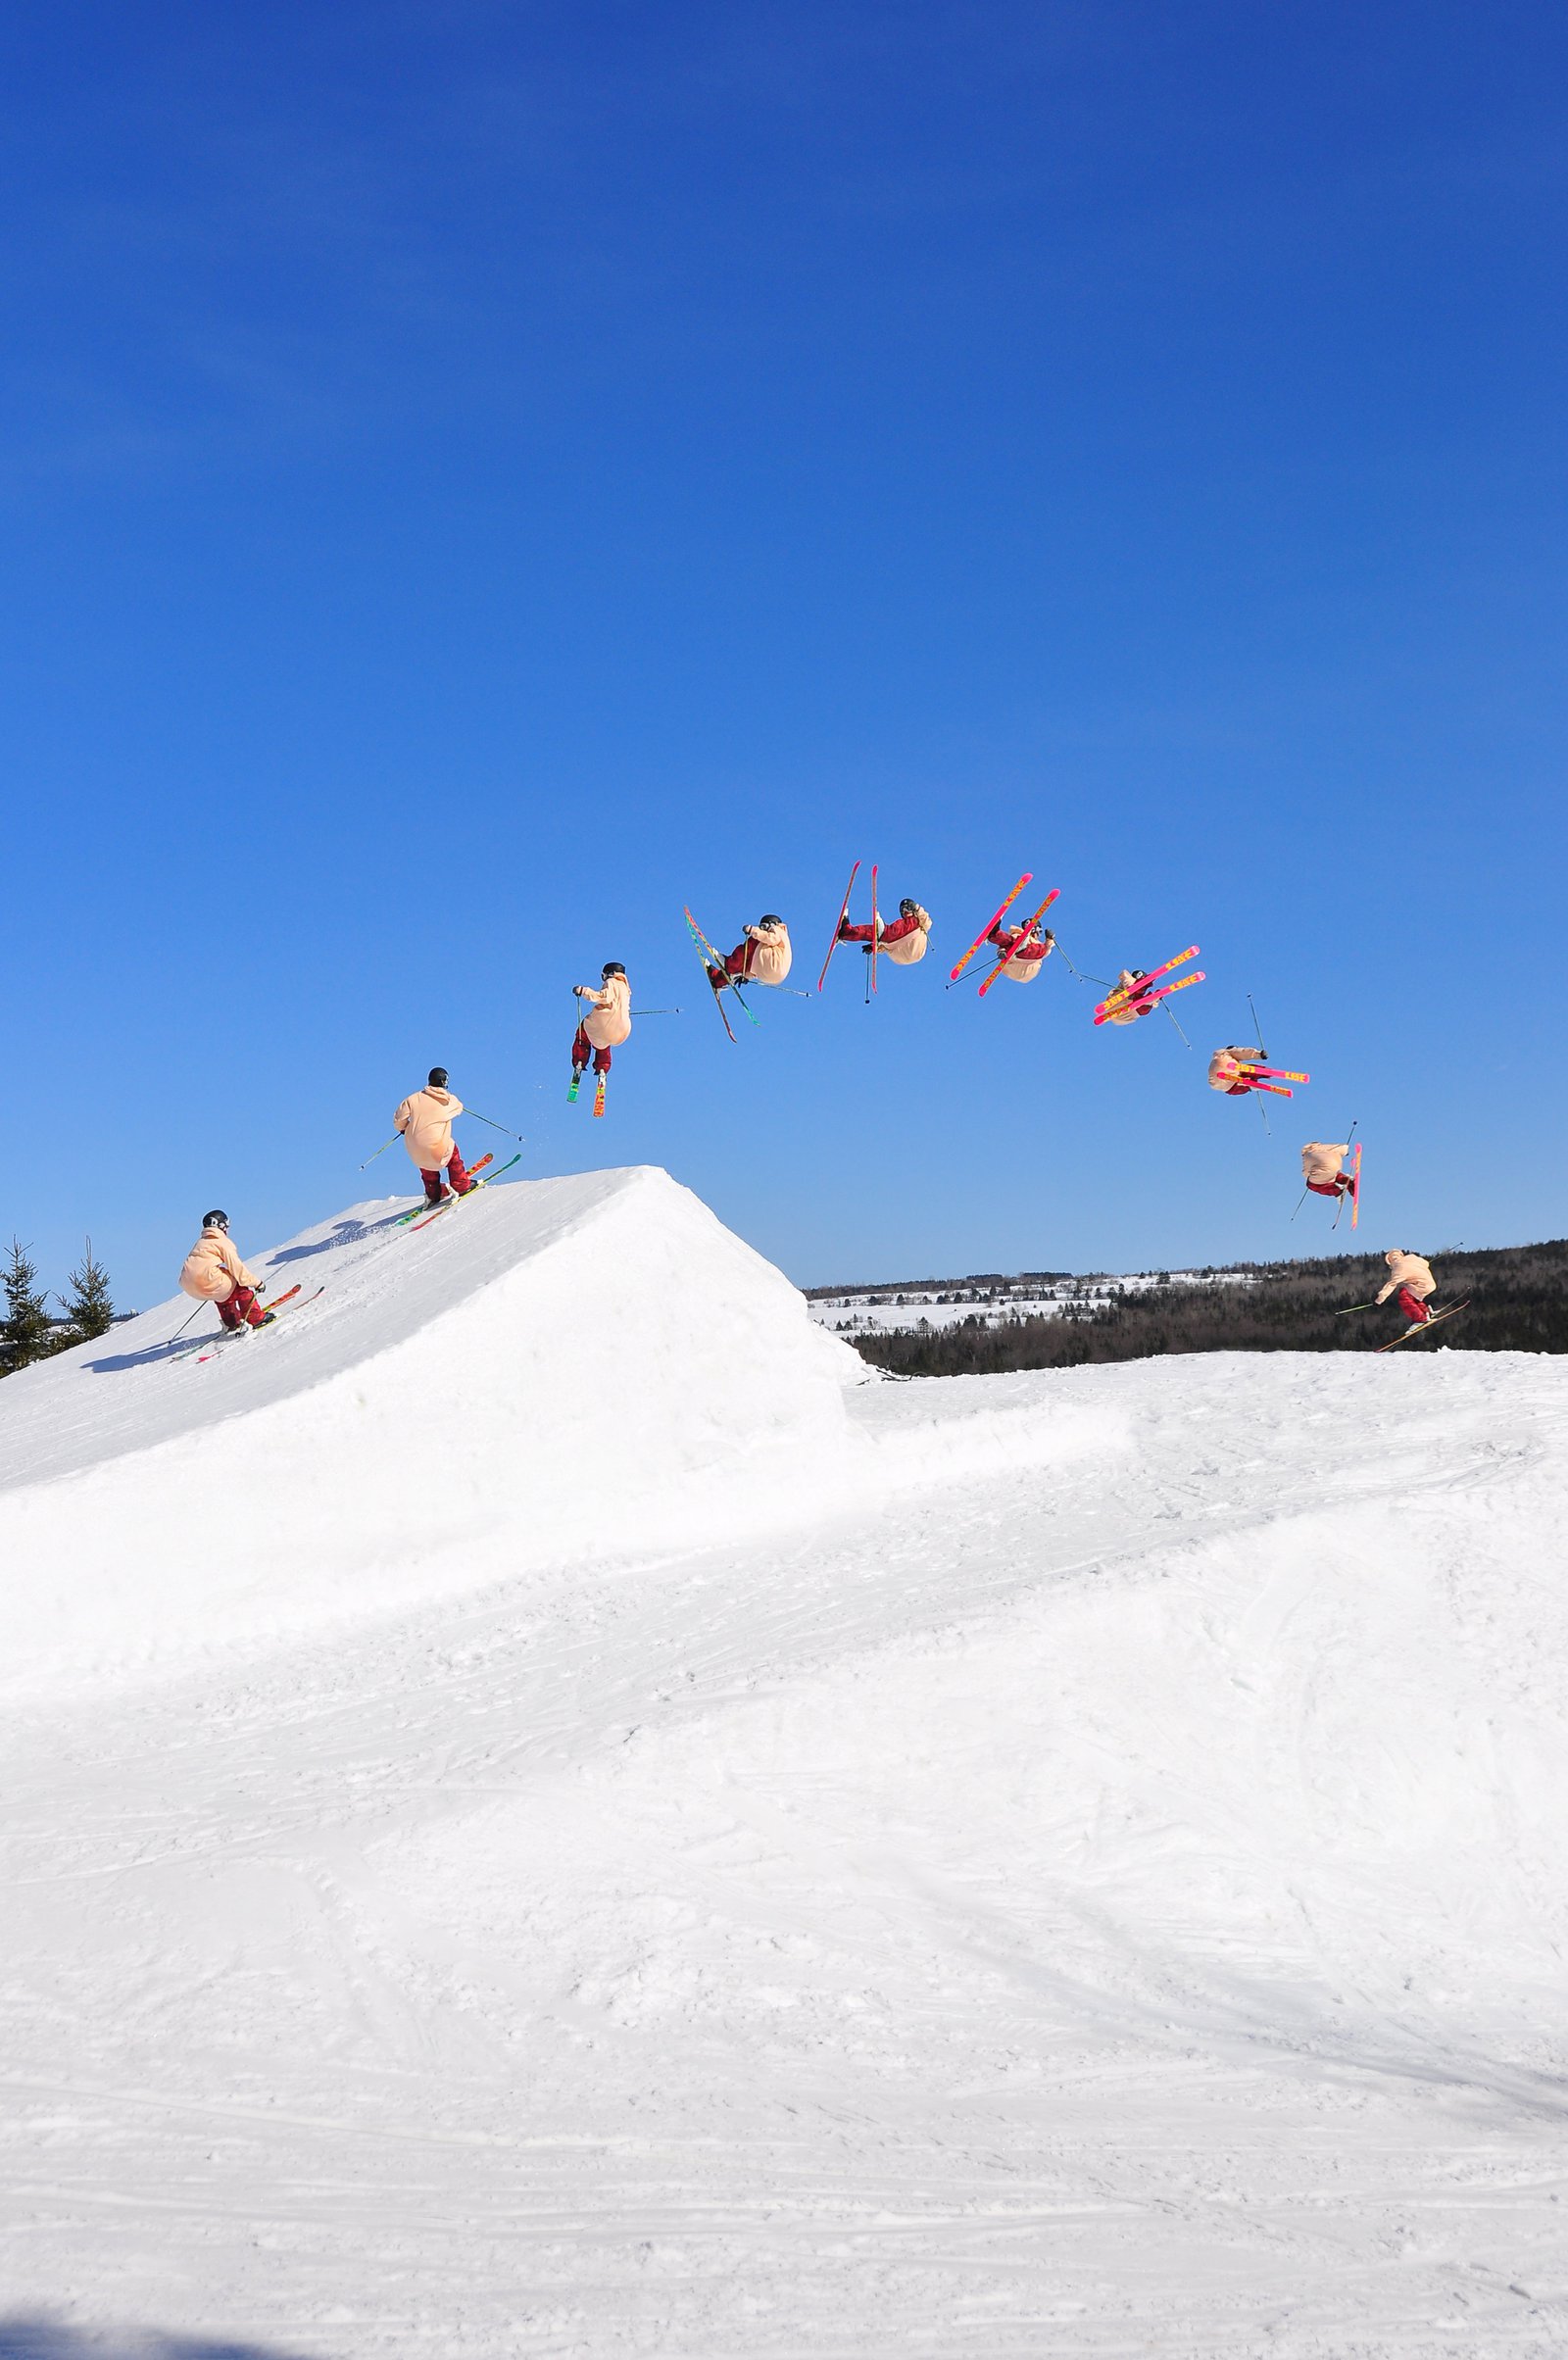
[83, 1216, 404, 1373]
[0, 2323, 317, 2359]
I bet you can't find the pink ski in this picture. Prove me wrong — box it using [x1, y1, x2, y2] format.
[949, 872, 1032, 983]
[816, 860, 861, 993]
[1091, 944, 1200, 1019]
[977, 889, 1060, 999]
[869, 863, 879, 994]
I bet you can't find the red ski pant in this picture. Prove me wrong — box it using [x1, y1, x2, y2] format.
[842, 915, 920, 946]
[572, 1023, 612, 1074]
[218, 1284, 267, 1331]
[720, 942, 756, 978]
[420, 1145, 471, 1204]
[1306, 1177, 1352, 1197]
[1397, 1286, 1432, 1324]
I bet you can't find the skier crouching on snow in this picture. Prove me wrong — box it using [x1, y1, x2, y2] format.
[1376, 1248, 1437, 1329]
[985, 918, 1054, 981]
[1300, 1142, 1355, 1203]
[572, 961, 632, 1082]
[178, 1210, 271, 1333]
[394, 1067, 475, 1208]
[839, 899, 933, 965]
[710, 914, 792, 992]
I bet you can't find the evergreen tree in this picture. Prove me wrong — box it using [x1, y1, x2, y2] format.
[1, 1238, 55, 1373]
[61, 1236, 115, 1342]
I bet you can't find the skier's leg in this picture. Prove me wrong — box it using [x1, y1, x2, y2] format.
[447, 1145, 472, 1197]
[571, 1022, 592, 1070]
[593, 1044, 612, 1074]
[839, 921, 874, 943]
[1397, 1286, 1431, 1324]
[216, 1291, 244, 1331]
[419, 1166, 446, 1205]
[232, 1284, 267, 1329]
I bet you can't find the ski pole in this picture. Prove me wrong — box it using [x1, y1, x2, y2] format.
[1290, 1189, 1308, 1220]
[1335, 1302, 1378, 1315]
[359, 1134, 400, 1170]
[465, 1109, 527, 1141]
[1248, 993, 1267, 1058]
[630, 1008, 683, 1015]
[170, 1302, 206, 1342]
[1054, 946, 1110, 987]
[1164, 1003, 1193, 1048]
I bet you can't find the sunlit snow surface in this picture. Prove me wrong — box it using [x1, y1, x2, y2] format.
[2, 1167, 1567, 2358]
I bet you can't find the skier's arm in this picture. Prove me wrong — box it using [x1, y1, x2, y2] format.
[1374, 1278, 1396, 1304]
[220, 1238, 262, 1291]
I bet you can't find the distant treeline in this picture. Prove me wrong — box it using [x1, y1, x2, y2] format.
[848, 1239, 1568, 1376]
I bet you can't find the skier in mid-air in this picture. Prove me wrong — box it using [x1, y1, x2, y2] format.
[394, 1068, 476, 1208]
[838, 898, 932, 967]
[1375, 1248, 1437, 1330]
[178, 1211, 271, 1333]
[1208, 1046, 1263, 1095]
[572, 962, 632, 1087]
[1102, 967, 1155, 1024]
[983, 916, 1055, 982]
[709, 914, 792, 992]
[1300, 1141, 1356, 1205]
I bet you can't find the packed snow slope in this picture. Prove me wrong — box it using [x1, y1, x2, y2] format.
[3, 1166, 1568, 2357]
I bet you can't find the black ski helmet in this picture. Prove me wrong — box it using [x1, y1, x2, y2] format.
[202, 1209, 228, 1232]
[602, 960, 626, 978]
[899, 897, 919, 917]
[760, 913, 784, 927]
[428, 1066, 449, 1088]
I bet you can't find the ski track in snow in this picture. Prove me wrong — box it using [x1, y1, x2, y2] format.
[2, 1169, 1568, 2356]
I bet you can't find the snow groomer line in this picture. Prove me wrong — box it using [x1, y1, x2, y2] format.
[174, 861, 1464, 1356]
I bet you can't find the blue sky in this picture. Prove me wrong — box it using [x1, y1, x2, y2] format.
[3, 0, 1564, 1306]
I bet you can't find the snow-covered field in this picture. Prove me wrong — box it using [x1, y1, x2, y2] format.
[2, 1166, 1566, 2358]
[810, 1269, 1254, 1335]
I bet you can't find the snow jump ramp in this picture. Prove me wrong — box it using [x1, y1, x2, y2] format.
[4, 1169, 1568, 2352]
[0, 1165, 1109, 1698]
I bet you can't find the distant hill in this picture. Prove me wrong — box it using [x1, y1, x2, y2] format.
[831, 1238, 1568, 1374]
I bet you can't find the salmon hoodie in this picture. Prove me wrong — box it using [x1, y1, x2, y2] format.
[395, 1086, 464, 1173]
[179, 1224, 261, 1303]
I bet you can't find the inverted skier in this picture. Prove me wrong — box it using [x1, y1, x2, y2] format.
[1207, 1045, 1264, 1095]
[709, 914, 792, 993]
[1300, 1141, 1356, 1206]
[838, 897, 932, 967]
[983, 918, 1055, 983]
[1102, 967, 1156, 1024]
